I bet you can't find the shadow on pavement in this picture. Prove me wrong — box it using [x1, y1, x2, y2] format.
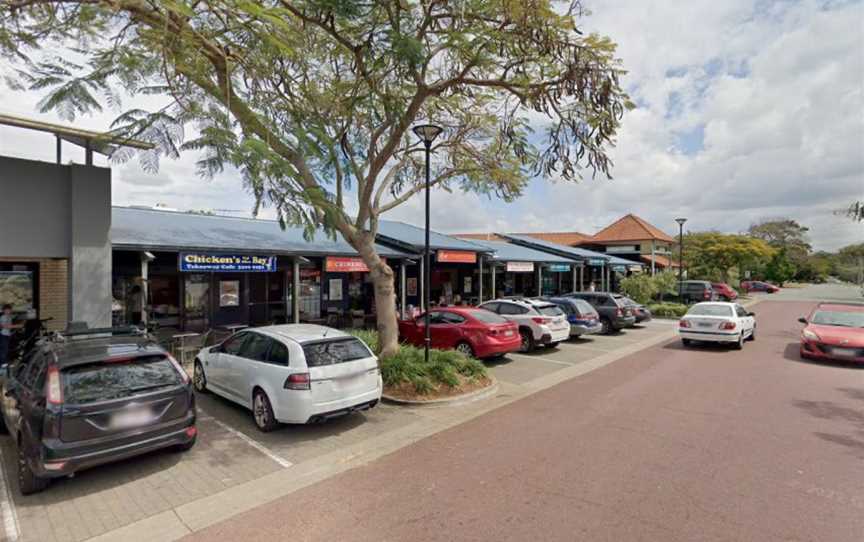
[661, 340, 737, 355]
[791, 395, 864, 456]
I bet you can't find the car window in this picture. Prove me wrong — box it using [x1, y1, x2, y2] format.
[20, 352, 45, 390]
[302, 338, 373, 367]
[441, 312, 466, 324]
[572, 299, 596, 315]
[499, 303, 527, 315]
[268, 340, 289, 366]
[809, 310, 864, 328]
[555, 302, 575, 315]
[239, 333, 271, 362]
[687, 305, 734, 317]
[470, 310, 508, 324]
[735, 305, 748, 317]
[601, 295, 617, 307]
[422, 311, 445, 324]
[537, 305, 564, 317]
[479, 302, 500, 314]
[61, 355, 184, 404]
[222, 332, 248, 355]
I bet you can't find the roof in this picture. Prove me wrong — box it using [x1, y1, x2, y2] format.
[51, 336, 166, 366]
[455, 233, 506, 242]
[639, 254, 680, 268]
[253, 324, 352, 344]
[591, 214, 675, 243]
[469, 240, 576, 264]
[516, 231, 592, 246]
[499, 234, 611, 262]
[111, 207, 414, 258]
[376, 221, 489, 253]
[0, 112, 154, 156]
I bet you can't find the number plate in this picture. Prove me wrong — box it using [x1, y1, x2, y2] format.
[832, 348, 856, 357]
[698, 322, 713, 328]
[110, 408, 154, 430]
[504, 330, 514, 337]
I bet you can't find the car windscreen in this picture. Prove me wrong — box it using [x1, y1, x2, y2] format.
[470, 310, 509, 324]
[810, 310, 864, 328]
[302, 337, 373, 367]
[686, 305, 733, 317]
[62, 355, 184, 404]
[537, 305, 565, 317]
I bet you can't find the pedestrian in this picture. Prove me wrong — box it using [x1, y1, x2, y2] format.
[588, 281, 596, 292]
[0, 304, 23, 366]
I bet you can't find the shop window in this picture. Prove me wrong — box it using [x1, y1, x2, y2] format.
[149, 275, 180, 328]
[0, 264, 36, 315]
[185, 274, 211, 332]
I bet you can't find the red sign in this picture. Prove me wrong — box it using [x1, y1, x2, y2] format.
[325, 257, 375, 273]
[436, 250, 476, 264]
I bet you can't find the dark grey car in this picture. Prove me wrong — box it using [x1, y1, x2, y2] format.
[0, 328, 196, 495]
[565, 292, 636, 334]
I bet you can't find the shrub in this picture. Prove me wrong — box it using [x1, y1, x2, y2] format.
[619, 273, 657, 304]
[347, 329, 488, 395]
[348, 328, 380, 354]
[652, 272, 678, 302]
[647, 302, 688, 318]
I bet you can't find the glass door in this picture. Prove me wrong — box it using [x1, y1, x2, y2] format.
[184, 274, 211, 332]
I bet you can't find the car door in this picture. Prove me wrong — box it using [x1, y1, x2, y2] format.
[229, 331, 272, 405]
[735, 304, 754, 336]
[437, 311, 468, 349]
[425, 311, 450, 349]
[13, 352, 48, 458]
[208, 332, 249, 397]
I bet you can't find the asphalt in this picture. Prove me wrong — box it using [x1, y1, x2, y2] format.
[185, 299, 864, 542]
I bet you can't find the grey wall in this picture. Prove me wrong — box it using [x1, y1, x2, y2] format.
[0, 156, 112, 327]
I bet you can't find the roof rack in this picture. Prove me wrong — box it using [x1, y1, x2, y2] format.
[52, 326, 149, 342]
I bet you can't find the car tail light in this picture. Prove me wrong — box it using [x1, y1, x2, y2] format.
[679, 320, 691, 328]
[185, 426, 198, 438]
[43, 461, 67, 472]
[531, 317, 550, 324]
[167, 354, 190, 383]
[284, 372, 311, 390]
[487, 328, 499, 336]
[703, 290, 711, 299]
[46, 366, 62, 405]
[720, 321, 736, 330]
[616, 308, 623, 317]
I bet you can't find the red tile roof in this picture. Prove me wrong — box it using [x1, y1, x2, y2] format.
[591, 214, 675, 243]
[516, 231, 592, 246]
[640, 254, 680, 268]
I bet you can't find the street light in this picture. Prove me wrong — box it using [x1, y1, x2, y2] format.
[413, 123, 443, 364]
[675, 218, 687, 299]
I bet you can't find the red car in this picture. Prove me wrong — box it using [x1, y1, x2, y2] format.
[740, 280, 780, 293]
[398, 307, 521, 359]
[711, 282, 738, 301]
[799, 303, 864, 364]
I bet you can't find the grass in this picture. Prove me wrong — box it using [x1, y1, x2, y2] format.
[347, 329, 489, 396]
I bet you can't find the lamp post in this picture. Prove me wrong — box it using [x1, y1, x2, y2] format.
[675, 218, 687, 299]
[413, 123, 443, 364]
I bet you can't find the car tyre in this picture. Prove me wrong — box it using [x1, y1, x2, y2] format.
[600, 317, 613, 335]
[519, 330, 535, 353]
[682, 338, 692, 347]
[455, 341, 475, 358]
[252, 389, 279, 433]
[17, 440, 48, 495]
[734, 333, 744, 350]
[193, 360, 208, 393]
[747, 325, 756, 341]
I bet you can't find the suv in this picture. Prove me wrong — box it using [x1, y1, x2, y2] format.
[0, 327, 196, 494]
[543, 297, 603, 338]
[677, 281, 717, 304]
[477, 298, 570, 352]
[565, 292, 636, 334]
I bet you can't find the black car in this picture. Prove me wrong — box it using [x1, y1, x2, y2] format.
[0, 327, 196, 495]
[620, 297, 652, 324]
[565, 292, 636, 334]
[677, 281, 718, 304]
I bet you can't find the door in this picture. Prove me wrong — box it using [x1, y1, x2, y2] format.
[14, 353, 48, 458]
[209, 331, 248, 397]
[230, 332, 272, 404]
[434, 312, 467, 349]
[184, 274, 211, 332]
[735, 305, 755, 336]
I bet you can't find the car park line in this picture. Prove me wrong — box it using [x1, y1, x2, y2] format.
[506, 353, 576, 366]
[0, 447, 20, 542]
[197, 410, 294, 469]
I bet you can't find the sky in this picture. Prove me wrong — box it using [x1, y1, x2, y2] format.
[1, 0, 862, 251]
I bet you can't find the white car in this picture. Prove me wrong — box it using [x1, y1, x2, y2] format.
[477, 298, 570, 352]
[678, 302, 756, 349]
[193, 325, 382, 431]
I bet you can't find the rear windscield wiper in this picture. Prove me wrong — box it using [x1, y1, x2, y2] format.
[127, 383, 174, 393]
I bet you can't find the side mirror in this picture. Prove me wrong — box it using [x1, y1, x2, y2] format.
[747, 312, 756, 317]
[797, 317, 807, 324]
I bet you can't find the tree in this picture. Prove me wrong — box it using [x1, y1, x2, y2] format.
[764, 248, 796, 286]
[619, 273, 657, 305]
[748, 219, 811, 265]
[0, 1, 631, 356]
[682, 232, 774, 283]
[651, 271, 677, 302]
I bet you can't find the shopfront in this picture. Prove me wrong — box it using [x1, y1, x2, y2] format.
[471, 240, 581, 299]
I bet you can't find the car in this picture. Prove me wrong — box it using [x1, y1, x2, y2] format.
[798, 302, 864, 364]
[678, 302, 756, 349]
[564, 292, 636, 334]
[542, 297, 603, 338]
[0, 326, 196, 495]
[620, 297, 653, 324]
[711, 282, 739, 301]
[740, 280, 780, 294]
[677, 281, 718, 304]
[194, 324, 381, 432]
[476, 298, 570, 352]
[398, 307, 521, 359]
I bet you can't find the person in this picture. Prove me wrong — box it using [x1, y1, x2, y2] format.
[0, 304, 24, 366]
[588, 281, 596, 292]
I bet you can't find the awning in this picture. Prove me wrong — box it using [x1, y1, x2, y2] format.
[640, 254, 679, 268]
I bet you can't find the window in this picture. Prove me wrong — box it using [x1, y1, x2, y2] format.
[536, 305, 564, 317]
[479, 302, 500, 313]
[20, 352, 46, 390]
[735, 305, 748, 317]
[687, 305, 733, 317]
[600, 295, 617, 307]
[239, 333, 271, 362]
[499, 303, 527, 315]
[469, 310, 508, 324]
[61, 356, 184, 404]
[302, 338, 372, 367]
[810, 310, 864, 328]
[222, 332, 248, 355]
[440, 312, 466, 324]
[572, 299, 596, 316]
[268, 341, 289, 366]
[427, 311, 446, 325]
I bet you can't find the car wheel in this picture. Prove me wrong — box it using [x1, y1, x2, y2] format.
[747, 325, 756, 341]
[519, 330, 535, 353]
[734, 333, 744, 350]
[252, 389, 278, 432]
[17, 440, 48, 495]
[600, 318, 612, 335]
[682, 338, 692, 347]
[455, 342, 475, 358]
[193, 360, 208, 393]
[547, 342, 561, 349]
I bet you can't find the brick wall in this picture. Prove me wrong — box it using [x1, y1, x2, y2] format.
[0, 257, 68, 331]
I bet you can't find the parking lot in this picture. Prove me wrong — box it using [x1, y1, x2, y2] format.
[0, 319, 677, 542]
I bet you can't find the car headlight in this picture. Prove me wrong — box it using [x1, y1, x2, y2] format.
[802, 329, 820, 341]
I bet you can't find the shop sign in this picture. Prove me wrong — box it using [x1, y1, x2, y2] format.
[547, 264, 570, 272]
[325, 256, 376, 273]
[436, 250, 477, 264]
[588, 258, 606, 266]
[628, 265, 643, 272]
[180, 253, 276, 272]
[612, 264, 627, 272]
[506, 261, 534, 273]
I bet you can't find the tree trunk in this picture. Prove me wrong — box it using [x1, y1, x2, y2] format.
[352, 232, 400, 358]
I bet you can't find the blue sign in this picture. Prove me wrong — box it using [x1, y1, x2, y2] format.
[588, 258, 606, 266]
[547, 264, 570, 272]
[179, 253, 276, 272]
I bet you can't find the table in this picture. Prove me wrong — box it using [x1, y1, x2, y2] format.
[172, 332, 201, 365]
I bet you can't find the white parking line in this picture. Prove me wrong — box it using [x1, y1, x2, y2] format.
[507, 353, 574, 367]
[0, 446, 20, 542]
[197, 411, 294, 469]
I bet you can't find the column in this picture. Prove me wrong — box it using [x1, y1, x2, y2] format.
[579, 265, 584, 291]
[536, 265, 542, 296]
[419, 257, 425, 311]
[491, 264, 496, 300]
[650, 240, 656, 276]
[140, 254, 149, 327]
[292, 258, 300, 323]
[478, 256, 484, 304]
[400, 262, 407, 320]
[572, 264, 578, 292]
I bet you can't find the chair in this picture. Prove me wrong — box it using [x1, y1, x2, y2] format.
[173, 330, 211, 367]
[350, 310, 365, 329]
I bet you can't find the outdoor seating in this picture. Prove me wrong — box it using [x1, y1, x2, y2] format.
[172, 330, 210, 366]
